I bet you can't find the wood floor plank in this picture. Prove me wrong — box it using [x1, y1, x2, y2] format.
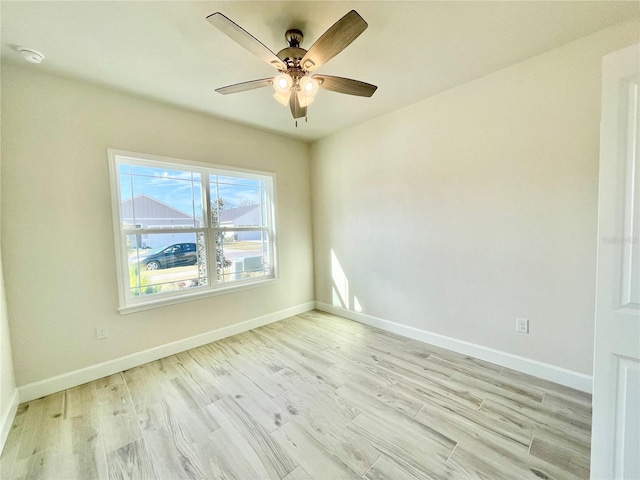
[96, 383, 142, 454]
[105, 438, 156, 480]
[481, 398, 591, 447]
[287, 413, 380, 475]
[271, 348, 346, 393]
[212, 396, 296, 479]
[192, 428, 267, 479]
[393, 376, 485, 411]
[255, 328, 337, 371]
[347, 411, 457, 479]
[447, 445, 528, 480]
[449, 370, 545, 406]
[201, 337, 241, 358]
[226, 352, 287, 398]
[271, 421, 361, 479]
[542, 392, 592, 423]
[58, 449, 108, 480]
[0, 403, 29, 478]
[323, 350, 402, 387]
[365, 339, 455, 378]
[9, 450, 61, 480]
[436, 357, 545, 403]
[356, 327, 412, 348]
[122, 364, 166, 415]
[212, 362, 291, 433]
[276, 371, 360, 425]
[139, 400, 220, 446]
[282, 465, 313, 480]
[364, 454, 431, 480]
[271, 389, 379, 475]
[147, 356, 181, 380]
[173, 351, 225, 406]
[405, 340, 504, 374]
[415, 399, 531, 453]
[338, 383, 457, 453]
[500, 368, 592, 406]
[16, 392, 64, 461]
[300, 310, 369, 335]
[95, 373, 126, 390]
[59, 382, 108, 480]
[139, 402, 206, 479]
[529, 435, 590, 479]
[345, 377, 424, 418]
[414, 403, 582, 480]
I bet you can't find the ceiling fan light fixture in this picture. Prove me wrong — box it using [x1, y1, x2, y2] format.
[297, 90, 315, 108]
[273, 73, 293, 94]
[299, 76, 319, 97]
[273, 91, 290, 106]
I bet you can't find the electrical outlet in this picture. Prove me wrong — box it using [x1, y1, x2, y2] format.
[516, 318, 529, 334]
[96, 325, 109, 339]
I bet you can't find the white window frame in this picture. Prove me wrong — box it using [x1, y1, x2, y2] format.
[108, 149, 278, 314]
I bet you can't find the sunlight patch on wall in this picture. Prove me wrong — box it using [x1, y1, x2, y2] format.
[353, 296, 363, 313]
[331, 249, 348, 308]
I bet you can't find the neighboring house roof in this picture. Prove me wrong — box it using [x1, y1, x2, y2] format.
[122, 194, 192, 219]
[220, 204, 260, 223]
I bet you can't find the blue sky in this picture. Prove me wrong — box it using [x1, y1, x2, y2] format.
[119, 164, 265, 218]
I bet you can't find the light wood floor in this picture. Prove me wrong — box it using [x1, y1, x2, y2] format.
[1, 310, 592, 480]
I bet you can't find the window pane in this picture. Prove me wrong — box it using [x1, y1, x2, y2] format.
[120, 165, 203, 229]
[210, 175, 266, 228]
[127, 232, 207, 297]
[217, 230, 270, 283]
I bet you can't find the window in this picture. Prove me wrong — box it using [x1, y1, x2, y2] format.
[108, 150, 277, 312]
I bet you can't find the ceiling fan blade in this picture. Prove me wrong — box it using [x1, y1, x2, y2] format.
[215, 78, 273, 95]
[300, 10, 367, 72]
[289, 92, 307, 119]
[314, 75, 377, 97]
[207, 12, 286, 70]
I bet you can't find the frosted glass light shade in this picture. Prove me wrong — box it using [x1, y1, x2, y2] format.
[297, 91, 315, 108]
[273, 91, 290, 106]
[299, 76, 319, 97]
[273, 73, 293, 94]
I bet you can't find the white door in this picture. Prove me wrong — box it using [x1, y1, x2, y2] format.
[592, 43, 640, 480]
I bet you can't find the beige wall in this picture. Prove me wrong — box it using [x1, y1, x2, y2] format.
[0, 254, 15, 427]
[1, 65, 314, 386]
[311, 19, 640, 376]
[1, 104, 17, 440]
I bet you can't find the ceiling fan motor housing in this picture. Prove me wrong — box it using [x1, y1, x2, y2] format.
[285, 29, 303, 47]
[277, 47, 307, 69]
[277, 29, 308, 69]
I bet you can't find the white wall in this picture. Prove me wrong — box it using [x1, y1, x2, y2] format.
[1, 65, 314, 387]
[311, 19, 640, 376]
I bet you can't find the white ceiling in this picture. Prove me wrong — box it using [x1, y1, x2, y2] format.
[1, 1, 638, 142]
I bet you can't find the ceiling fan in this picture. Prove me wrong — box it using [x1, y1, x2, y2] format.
[206, 10, 377, 123]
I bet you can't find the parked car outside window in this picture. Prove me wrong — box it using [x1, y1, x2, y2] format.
[130, 243, 198, 270]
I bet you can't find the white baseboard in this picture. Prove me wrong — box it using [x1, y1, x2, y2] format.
[18, 302, 315, 403]
[0, 388, 19, 455]
[315, 302, 593, 393]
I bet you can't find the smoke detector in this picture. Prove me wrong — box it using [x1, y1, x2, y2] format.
[18, 47, 45, 64]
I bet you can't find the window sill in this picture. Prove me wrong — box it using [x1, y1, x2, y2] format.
[118, 277, 280, 314]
